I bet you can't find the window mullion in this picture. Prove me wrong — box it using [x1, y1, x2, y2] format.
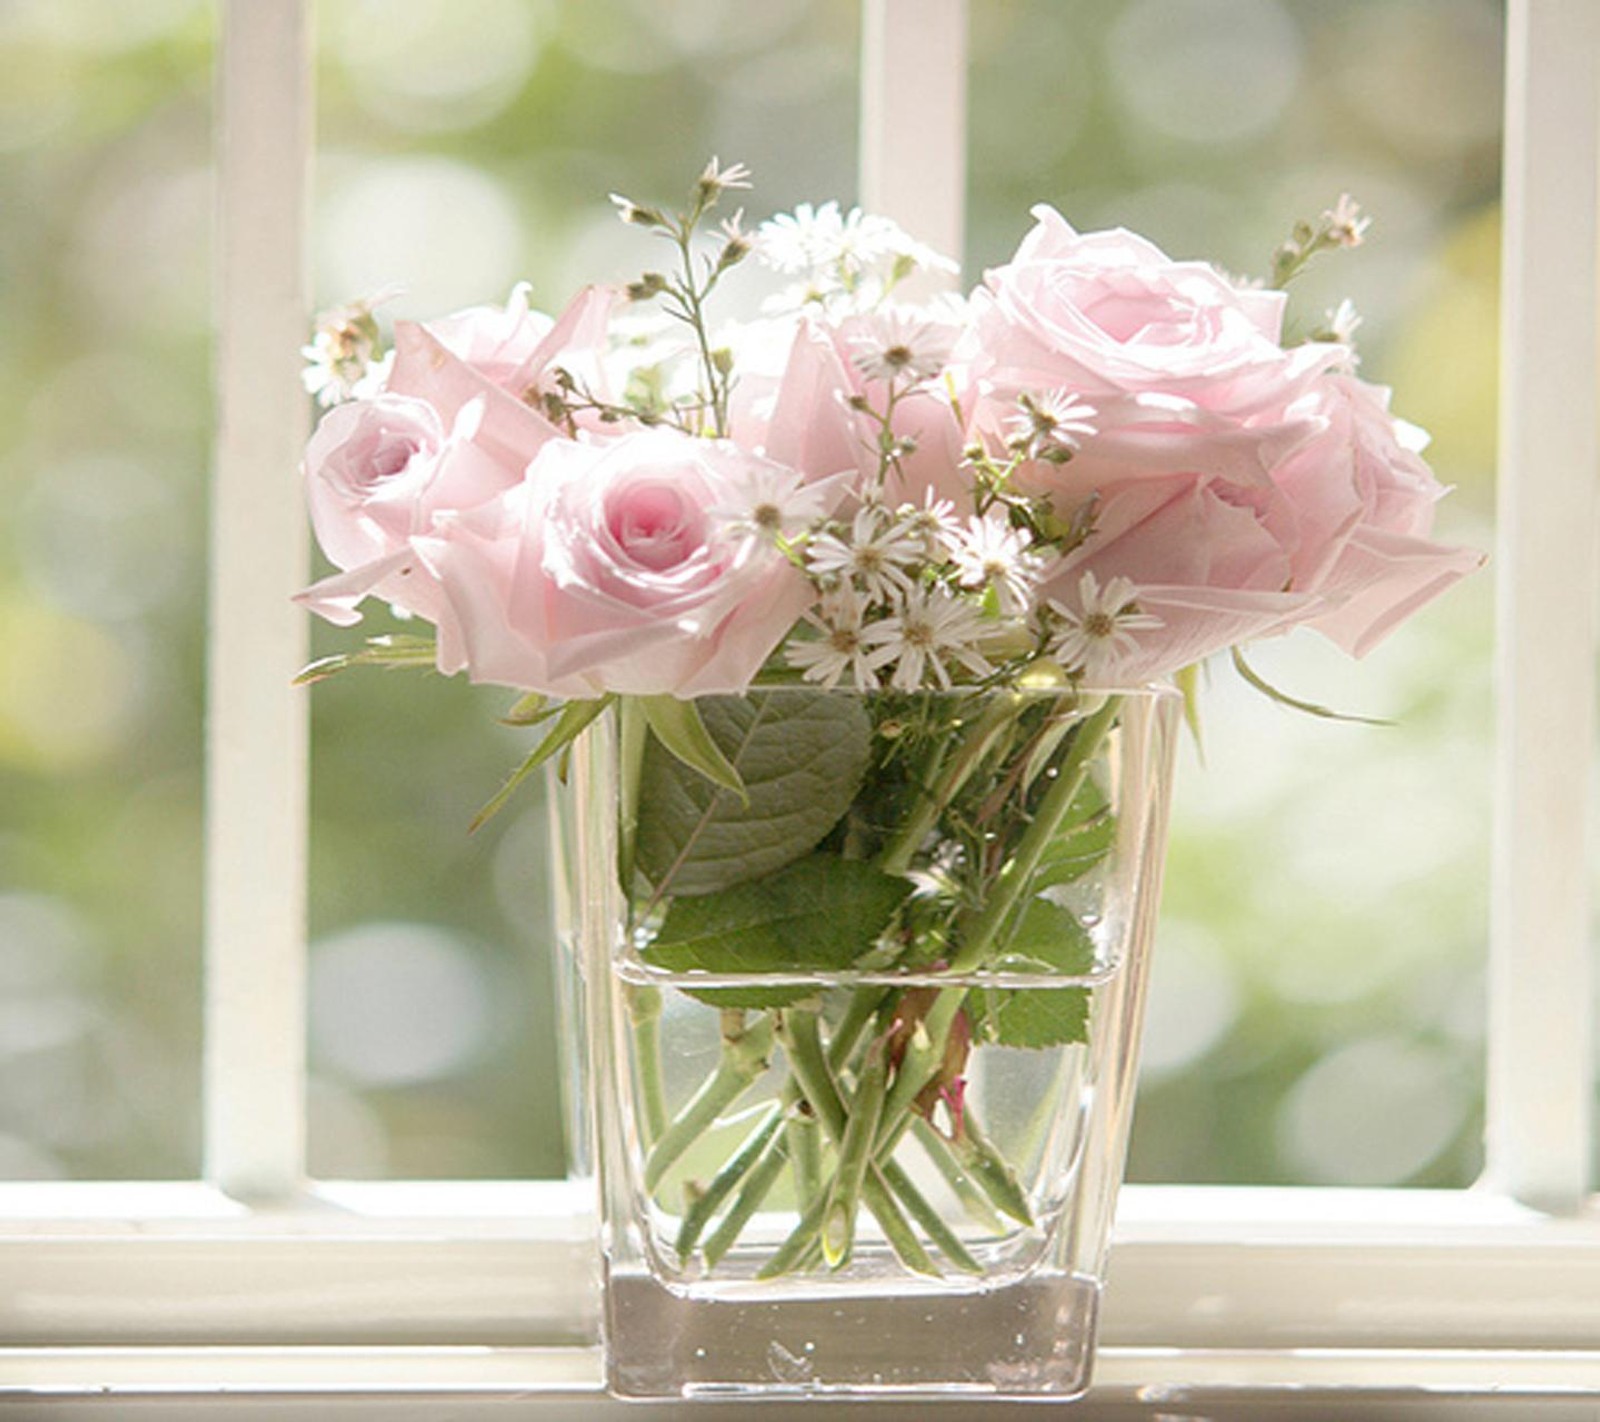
[859, 0, 968, 271]
[204, 0, 315, 1201]
[1488, 0, 1600, 1210]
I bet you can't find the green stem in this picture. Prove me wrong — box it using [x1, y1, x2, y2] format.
[910, 1117, 1003, 1233]
[948, 1108, 1034, 1227]
[644, 1010, 773, 1192]
[786, 1103, 823, 1218]
[675, 1103, 784, 1260]
[823, 1037, 885, 1268]
[755, 1187, 831, 1279]
[703, 1131, 789, 1269]
[616, 698, 648, 893]
[876, 697, 1122, 1143]
[624, 984, 667, 1146]
[875, 693, 1023, 876]
[826, 988, 890, 1071]
[779, 1013, 959, 1274]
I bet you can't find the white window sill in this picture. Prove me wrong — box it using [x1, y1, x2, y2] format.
[4, 1181, 1599, 1412]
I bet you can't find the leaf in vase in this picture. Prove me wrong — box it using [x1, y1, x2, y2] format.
[981, 896, 1095, 1049]
[634, 691, 872, 898]
[641, 853, 912, 1007]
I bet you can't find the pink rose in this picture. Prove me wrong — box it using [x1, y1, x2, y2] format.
[758, 316, 973, 511]
[416, 430, 813, 697]
[296, 301, 579, 627]
[1040, 469, 1320, 683]
[966, 205, 1334, 418]
[423, 282, 555, 390]
[1282, 375, 1484, 656]
[302, 393, 448, 574]
[297, 393, 518, 626]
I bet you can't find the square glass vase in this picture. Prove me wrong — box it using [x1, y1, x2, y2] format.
[550, 685, 1179, 1400]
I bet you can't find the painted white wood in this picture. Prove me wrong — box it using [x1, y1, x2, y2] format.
[205, 0, 314, 1202]
[859, 0, 968, 276]
[3, 1183, 1599, 1354]
[10, 1345, 1600, 1413]
[1487, 0, 1600, 1212]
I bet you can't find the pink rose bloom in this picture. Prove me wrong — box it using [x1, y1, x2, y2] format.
[295, 295, 588, 626]
[1281, 374, 1484, 656]
[415, 429, 814, 698]
[1040, 469, 1321, 683]
[758, 316, 973, 512]
[423, 282, 555, 390]
[296, 393, 524, 626]
[965, 205, 1335, 418]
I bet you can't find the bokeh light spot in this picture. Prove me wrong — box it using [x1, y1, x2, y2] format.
[310, 922, 494, 1087]
[332, 0, 542, 134]
[1277, 1036, 1468, 1184]
[317, 158, 524, 317]
[1108, 0, 1303, 147]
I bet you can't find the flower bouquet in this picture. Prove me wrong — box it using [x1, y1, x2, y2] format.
[297, 162, 1479, 1399]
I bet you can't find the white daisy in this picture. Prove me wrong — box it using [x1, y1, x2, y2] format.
[804, 505, 925, 603]
[848, 309, 958, 384]
[787, 586, 891, 691]
[756, 201, 958, 284]
[1323, 193, 1371, 248]
[897, 489, 963, 560]
[1005, 389, 1098, 462]
[1050, 572, 1164, 682]
[950, 513, 1045, 617]
[757, 201, 857, 275]
[708, 457, 837, 548]
[860, 585, 993, 691]
[697, 156, 752, 196]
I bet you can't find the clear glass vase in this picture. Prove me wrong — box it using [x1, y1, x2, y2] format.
[551, 685, 1180, 1400]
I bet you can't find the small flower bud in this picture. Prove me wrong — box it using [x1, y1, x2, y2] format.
[625, 272, 669, 302]
[610, 193, 665, 228]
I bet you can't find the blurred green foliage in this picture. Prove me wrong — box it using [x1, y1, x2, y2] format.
[0, 0, 1500, 1185]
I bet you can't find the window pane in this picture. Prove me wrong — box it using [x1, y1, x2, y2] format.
[0, 0, 214, 1179]
[969, 0, 1498, 1186]
[305, 0, 861, 1178]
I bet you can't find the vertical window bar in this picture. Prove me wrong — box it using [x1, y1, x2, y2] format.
[204, 0, 314, 1200]
[1488, 0, 1599, 1211]
[859, 0, 968, 273]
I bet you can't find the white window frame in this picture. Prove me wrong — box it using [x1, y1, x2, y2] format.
[3, 0, 1598, 1408]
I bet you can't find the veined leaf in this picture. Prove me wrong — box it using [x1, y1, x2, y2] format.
[470, 695, 613, 833]
[641, 853, 912, 1008]
[639, 695, 747, 801]
[634, 691, 872, 898]
[979, 897, 1096, 1049]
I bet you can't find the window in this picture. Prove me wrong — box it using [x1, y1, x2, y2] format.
[2, 0, 1597, 1409]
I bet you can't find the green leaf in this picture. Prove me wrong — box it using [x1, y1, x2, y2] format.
[981, 896, 1095, 1049]
[641, 854, 912, 1008]
[999, 895, 1096, 974]
[293, 634, 437, 685]
[634, 691, 873, 898]
[639, 695, 747, 801]
[470, 696, 613, 833]
[982, 983, 1090, 1050]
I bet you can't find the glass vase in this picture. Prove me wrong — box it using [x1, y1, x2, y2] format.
[551, 685, 1180, 1400]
